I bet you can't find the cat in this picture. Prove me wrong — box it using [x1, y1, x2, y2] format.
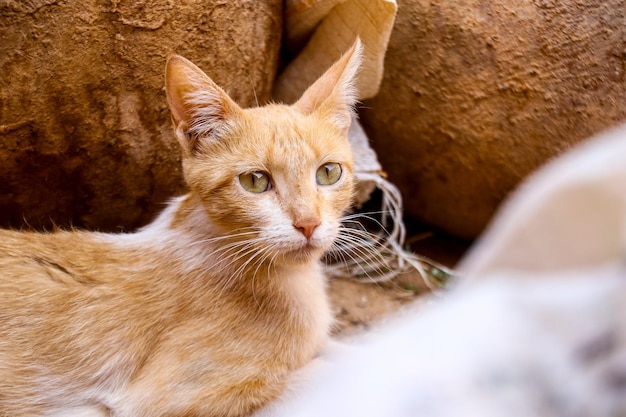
[0, 40, 362, 417]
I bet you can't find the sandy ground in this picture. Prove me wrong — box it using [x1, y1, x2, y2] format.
[328, 272, 429, 336]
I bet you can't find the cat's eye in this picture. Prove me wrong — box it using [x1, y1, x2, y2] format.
[316, 163, 342, 186]
[239, 172, 271, 193]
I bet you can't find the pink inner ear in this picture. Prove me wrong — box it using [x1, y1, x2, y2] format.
[183, 87, 243, 146]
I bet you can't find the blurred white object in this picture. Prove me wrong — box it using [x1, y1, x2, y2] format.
[255, 123, 626, 417]
[460, 123, 626, 278]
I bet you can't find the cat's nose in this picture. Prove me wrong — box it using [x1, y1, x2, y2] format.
[293, 219, 321, 240]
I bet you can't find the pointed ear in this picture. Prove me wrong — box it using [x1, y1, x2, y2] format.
[293, 39, 363, 133]
[165, 55, 241, 154]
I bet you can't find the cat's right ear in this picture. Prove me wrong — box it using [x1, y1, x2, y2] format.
[165, 55, 241, 155]
[293, 39, 363, 134]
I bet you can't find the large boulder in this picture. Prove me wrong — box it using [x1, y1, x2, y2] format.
[0, 0, 281, 231]
[361, 0, 626, 240]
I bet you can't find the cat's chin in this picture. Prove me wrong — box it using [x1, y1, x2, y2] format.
[279, 244, 326, 265]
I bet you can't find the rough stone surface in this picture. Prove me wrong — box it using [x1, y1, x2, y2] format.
[0, 0, 282, 231]
[360, 0, 626, 239]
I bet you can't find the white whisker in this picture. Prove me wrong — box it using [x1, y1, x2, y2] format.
[330, 235, 392, 278]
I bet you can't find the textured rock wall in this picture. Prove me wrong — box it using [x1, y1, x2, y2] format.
[361, 0, 626, 239]
[0, 0, 282, 231]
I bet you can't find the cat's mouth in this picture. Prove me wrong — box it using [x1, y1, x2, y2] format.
[282, 242, 325, 263]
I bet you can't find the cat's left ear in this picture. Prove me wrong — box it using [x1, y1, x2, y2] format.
[165, 55, 242, 154]
[293, 39, 363, 134]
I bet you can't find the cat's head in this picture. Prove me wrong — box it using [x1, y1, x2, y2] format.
[165, 40, 362, 266]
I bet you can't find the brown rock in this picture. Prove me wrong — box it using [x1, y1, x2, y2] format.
[0, 0, 281, 231]
[361, 0, 626, 240]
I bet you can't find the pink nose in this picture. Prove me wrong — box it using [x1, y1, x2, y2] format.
[293, 220, 321, 240]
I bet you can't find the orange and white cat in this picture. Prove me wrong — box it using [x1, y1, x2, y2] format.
[0, 40, 362, 417]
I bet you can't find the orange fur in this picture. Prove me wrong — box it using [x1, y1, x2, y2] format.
[0, 40, 363, 416]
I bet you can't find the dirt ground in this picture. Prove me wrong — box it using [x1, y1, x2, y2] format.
[328, 221, 470, 336]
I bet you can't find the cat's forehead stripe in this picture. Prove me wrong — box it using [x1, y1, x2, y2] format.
[236, 105, 352, 171]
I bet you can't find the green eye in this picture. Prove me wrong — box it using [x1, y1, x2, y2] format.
[239, 172, 271, 193]
[316, 162, 342, 185]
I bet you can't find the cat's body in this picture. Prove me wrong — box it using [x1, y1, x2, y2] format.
[0, 41, 362, 416]
[0, 199, 329, 416]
